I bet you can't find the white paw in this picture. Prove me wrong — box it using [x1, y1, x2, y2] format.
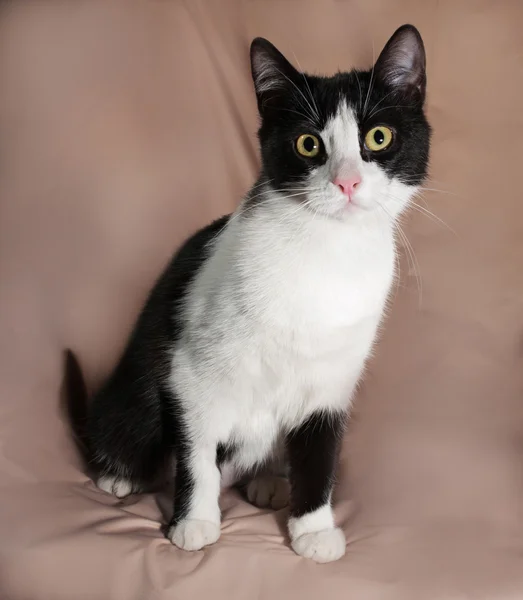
[291, 527, 346, 563]
[247, 475, 290, 510]
[96, 475, 133, 499]
[168, 519, 221, 551]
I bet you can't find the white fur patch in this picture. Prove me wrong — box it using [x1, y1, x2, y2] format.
[289, 504, 345, 563]
[291, 527, 346, 563]
[168, 519, 220, 552]
[184, 446, 222, 524]
[288, 503, 335, 539]
[169, 188, 397, 523]
[166, 101, 416, 550]
[96, 475, 133, 499]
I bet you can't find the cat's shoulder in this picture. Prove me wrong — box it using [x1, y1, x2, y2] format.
[153, 214, 231, 297]
[176, 215, 231, 260]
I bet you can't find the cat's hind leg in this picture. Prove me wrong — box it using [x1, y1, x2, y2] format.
[243, 442, 290, 510]
[246, 474, 290, 510]
[96, 473, 134, 499]
[87, 374, 170, 500]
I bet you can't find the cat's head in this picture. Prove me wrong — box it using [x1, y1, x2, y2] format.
[250, 25, 431, 223]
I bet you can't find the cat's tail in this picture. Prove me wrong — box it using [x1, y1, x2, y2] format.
[62, 349, 90, 464]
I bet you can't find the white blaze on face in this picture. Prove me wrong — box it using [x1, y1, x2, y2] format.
[306, 101, 416, 221]
[322, 100, 362, 181]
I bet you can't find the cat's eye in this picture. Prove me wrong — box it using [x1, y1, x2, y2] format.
[364, 126, 393, 152]
[296, 134, 320, 158]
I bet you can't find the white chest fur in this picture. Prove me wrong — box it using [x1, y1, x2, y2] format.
[170, 202, 396, 472]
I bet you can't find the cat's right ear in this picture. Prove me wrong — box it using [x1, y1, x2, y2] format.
[250, 38, 300, 114]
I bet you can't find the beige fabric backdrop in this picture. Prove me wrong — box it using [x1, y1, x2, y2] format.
[1, 1, 523, 599]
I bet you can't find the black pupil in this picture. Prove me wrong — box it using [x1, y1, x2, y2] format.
[373, 129, 385, 145]
[303, 136, 316, 152]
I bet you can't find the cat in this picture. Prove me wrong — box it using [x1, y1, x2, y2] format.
[86, 24, 430, 563]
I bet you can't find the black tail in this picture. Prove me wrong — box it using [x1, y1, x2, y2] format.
[61, 349, 90, 465]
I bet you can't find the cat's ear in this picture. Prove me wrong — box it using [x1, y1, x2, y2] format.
[374, 24, 426, 102]
[250, 38, 300, 112]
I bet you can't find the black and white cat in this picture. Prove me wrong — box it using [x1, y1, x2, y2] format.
[87, 25, 430, 563]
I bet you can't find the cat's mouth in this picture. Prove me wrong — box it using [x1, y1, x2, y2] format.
[301, 194, 372, 222]
[276, 184, 375, 221]
[335, 190, 373, 215]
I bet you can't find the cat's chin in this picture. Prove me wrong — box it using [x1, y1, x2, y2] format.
[299, 198, 363, 222]
[329, 200, 380, 223]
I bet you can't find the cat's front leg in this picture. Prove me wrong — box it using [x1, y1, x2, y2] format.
[167, 443, 221, 552]
[286, 410, 346, 563]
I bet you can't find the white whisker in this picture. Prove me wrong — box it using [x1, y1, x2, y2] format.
[410, 200, 456, 235]
[292, 51, 321, 124]
[273, 106, 317, 125]
[419, 187, 458, 196]
[366, 88, 399, 120]
[386, 192, 456, 235]
[362, 39, 376, 117]
[273, 67, 319, 124]
[366, 104, 412, 118]
[353, 70, 363, 114]
[377, 200, 423, 307]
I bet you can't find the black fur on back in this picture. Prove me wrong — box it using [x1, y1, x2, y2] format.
[86, 215, 230, 488]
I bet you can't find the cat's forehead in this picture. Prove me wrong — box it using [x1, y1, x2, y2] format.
[307, 71, 370, 123]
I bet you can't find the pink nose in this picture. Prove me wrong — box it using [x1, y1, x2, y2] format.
[334, 176, 361, 200]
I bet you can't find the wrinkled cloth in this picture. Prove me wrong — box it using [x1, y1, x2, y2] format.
[1, 1, 523, 599]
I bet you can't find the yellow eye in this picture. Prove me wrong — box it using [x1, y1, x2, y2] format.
[296, 134, 320, 157]
[364, 126, 393, 152]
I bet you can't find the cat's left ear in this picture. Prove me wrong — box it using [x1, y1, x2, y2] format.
[250, 38, 301, 113]
[374, 24, 426, 103]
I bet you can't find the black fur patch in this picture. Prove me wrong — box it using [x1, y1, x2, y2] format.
[86, 215, 230, 523]
[286, 411, 346, 518]
[216, 442, 237, 466]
